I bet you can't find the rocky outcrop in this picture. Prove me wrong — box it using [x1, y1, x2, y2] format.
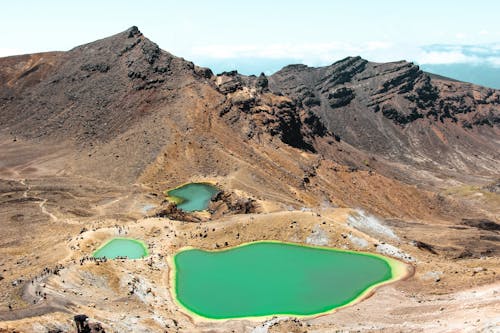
[270, 57, 499, 128]
[461, 219, 500, 232]
[208, 190, 258, 216]
[80, 63, 110, 73]
[74, 314, 105, 333]
[328, 87, 355, 108]
[215, 71, 242, 93]
[216, 71, 329, 152]
[255, 72, 269, 91]
[151, 202, 202, 222]
[269, 57, 366, 110]
[269, 56, 500, 173]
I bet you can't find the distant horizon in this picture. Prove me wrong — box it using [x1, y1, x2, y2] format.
[2, 26, 499, 89]
[2, 1, 499, 88]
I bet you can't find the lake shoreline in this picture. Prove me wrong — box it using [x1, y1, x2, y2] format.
[169, 240, 414, 322]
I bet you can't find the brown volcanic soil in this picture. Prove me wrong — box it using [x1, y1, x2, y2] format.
[0, 27, 499, 332]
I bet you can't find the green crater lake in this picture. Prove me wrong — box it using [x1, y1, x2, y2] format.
[93, 238, 148, 259]
[167, 183, 219, 212]
[173, 241, 405, 319]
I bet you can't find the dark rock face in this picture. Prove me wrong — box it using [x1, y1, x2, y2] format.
[411, 240, 438, 254]
[140, 40, 160, 65]
[152, 202, 201, 222]
[380, 103, 423, 124]
[270, 57, 463, 127]
[80, 63, 110, 73]
[462, 219, 500, 232]
[216, 71, 242, 94]
[269, 56, 500, 173]
[209, 190, 258, 216]
[255, 73, 269, 91]
[377, 62, 421, 94]
[127, 26, 141, 38]
[194, 66, 213, 79]
[74, 314, 104, 333]
[328, 87, 355, 108]
[215, 72, 328, 152]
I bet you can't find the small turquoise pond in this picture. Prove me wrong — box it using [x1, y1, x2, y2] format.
[93, 238, 148, 259]
[167, 183, 219, 212]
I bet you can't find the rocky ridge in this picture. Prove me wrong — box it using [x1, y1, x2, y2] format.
[268, 57, 500, 174]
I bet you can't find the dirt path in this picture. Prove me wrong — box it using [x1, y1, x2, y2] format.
[38, 198, 58, 222]
[14, 178, 58, 222]
[19, 179, 28, 198]
[0, 270, 74, 322]
[0, 305, 68, 322]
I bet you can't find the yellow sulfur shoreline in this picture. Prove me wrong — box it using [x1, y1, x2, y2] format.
[167, 240, 414, 323]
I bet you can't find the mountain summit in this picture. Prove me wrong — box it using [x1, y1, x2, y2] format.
[2, 27, 497, 182]
[269, 56, 499, 173]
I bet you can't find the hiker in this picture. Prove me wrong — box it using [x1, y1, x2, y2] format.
[74, 314, 90, 333]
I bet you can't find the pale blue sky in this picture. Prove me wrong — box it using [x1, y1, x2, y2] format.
[1, 0, 499, 74]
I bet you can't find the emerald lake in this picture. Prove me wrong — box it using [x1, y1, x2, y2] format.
[173, 241, 405, 319]
[93, 238, 148, 259]
[166, 183, 219, 212]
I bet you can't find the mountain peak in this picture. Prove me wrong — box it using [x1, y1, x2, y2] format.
[330, 55, 365, 65]
[127, 25, 142, 38]
[1, 27, 498, 178]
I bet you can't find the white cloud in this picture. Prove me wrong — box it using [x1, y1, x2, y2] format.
[191, 41, 500, 70]
[190, 41, 392, 62]
[466, 46, 492, 54]
[486, 57, 500, 66]
[417, 51, 477, 64]
[417, 44, 500, 67]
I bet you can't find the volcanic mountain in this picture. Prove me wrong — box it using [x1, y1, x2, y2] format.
[270, 57, 499, 176]
[0, 27, 498, 332]
[1, 27, 498, 185]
